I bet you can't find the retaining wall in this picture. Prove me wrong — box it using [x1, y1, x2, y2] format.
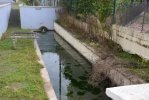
[54, 22, 145, 86]
[106, 84, 149, 100]
[63, 15, 149, 60]
[0, 3, 11, 39]
[112, 25, 149, 60]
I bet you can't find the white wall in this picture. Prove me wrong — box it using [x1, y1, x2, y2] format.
[0, 3, 11, 39]
[0, 0, 14, 3]
[106, 84, 149, 100]
[112, 25, 149, 60]
[20, 6, 58, 30]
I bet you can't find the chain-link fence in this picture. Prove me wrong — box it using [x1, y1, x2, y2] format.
[114, 2, 149, 33]
[57, 0, 149, 33]
[39, 0, 60, 6]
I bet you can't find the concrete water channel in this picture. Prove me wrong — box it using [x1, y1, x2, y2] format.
[37, 31, 112, 100]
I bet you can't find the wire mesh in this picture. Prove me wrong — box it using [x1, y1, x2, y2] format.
[115, 2, 149, 32]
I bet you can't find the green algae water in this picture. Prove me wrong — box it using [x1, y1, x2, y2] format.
[37, 31, 112, 100]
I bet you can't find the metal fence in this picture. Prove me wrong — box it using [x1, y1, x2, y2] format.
[39, 0, 60, 6]
[58, 0, 149, 33]
[114, 2, 149, 32]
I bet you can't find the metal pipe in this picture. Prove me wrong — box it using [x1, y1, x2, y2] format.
[59, 54, 62, 100]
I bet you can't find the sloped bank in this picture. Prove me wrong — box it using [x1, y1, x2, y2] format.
[54, 22, 145, 86]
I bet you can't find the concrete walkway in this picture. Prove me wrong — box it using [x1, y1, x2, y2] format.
[106, 84, 149, 100]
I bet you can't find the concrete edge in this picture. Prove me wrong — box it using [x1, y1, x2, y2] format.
[0, 3, 11, 8]
[106, 84, 149, 100]
[54, 22, 99, 65]
[34, 39, 57, 100]
[54, 22, 145, 86]
[106, 88, 123, 100]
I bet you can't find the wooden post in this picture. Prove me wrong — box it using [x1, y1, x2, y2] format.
[12, 38, 16, 49]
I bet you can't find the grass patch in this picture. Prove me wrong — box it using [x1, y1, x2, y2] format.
[0, 4, 47, 99]
[117, 51, 149, 82]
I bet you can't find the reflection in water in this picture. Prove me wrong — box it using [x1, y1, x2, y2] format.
[37, 31, 111, 100]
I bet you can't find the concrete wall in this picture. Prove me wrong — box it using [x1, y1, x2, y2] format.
[54, 23, 99, 65]
[0, 3, 11, 39]
[106, 84, 149, 100]
[54, 23, 145, 86]
[63, 15, 149, 60]
[0, 0, 14, 3]
[112, 25, 149, 60]
[54, 23, 147, 100]
[20, 6, 58, 30]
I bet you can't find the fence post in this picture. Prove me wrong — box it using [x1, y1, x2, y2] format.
[141, 2, 147, 32]
[113, 0, 117, 23]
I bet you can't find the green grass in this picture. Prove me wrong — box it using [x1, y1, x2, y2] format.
[0, 5, 48, 99]
[117, 51, 149, 82]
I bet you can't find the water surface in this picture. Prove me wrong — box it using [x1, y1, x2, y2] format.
[37, 31, 111, 100]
